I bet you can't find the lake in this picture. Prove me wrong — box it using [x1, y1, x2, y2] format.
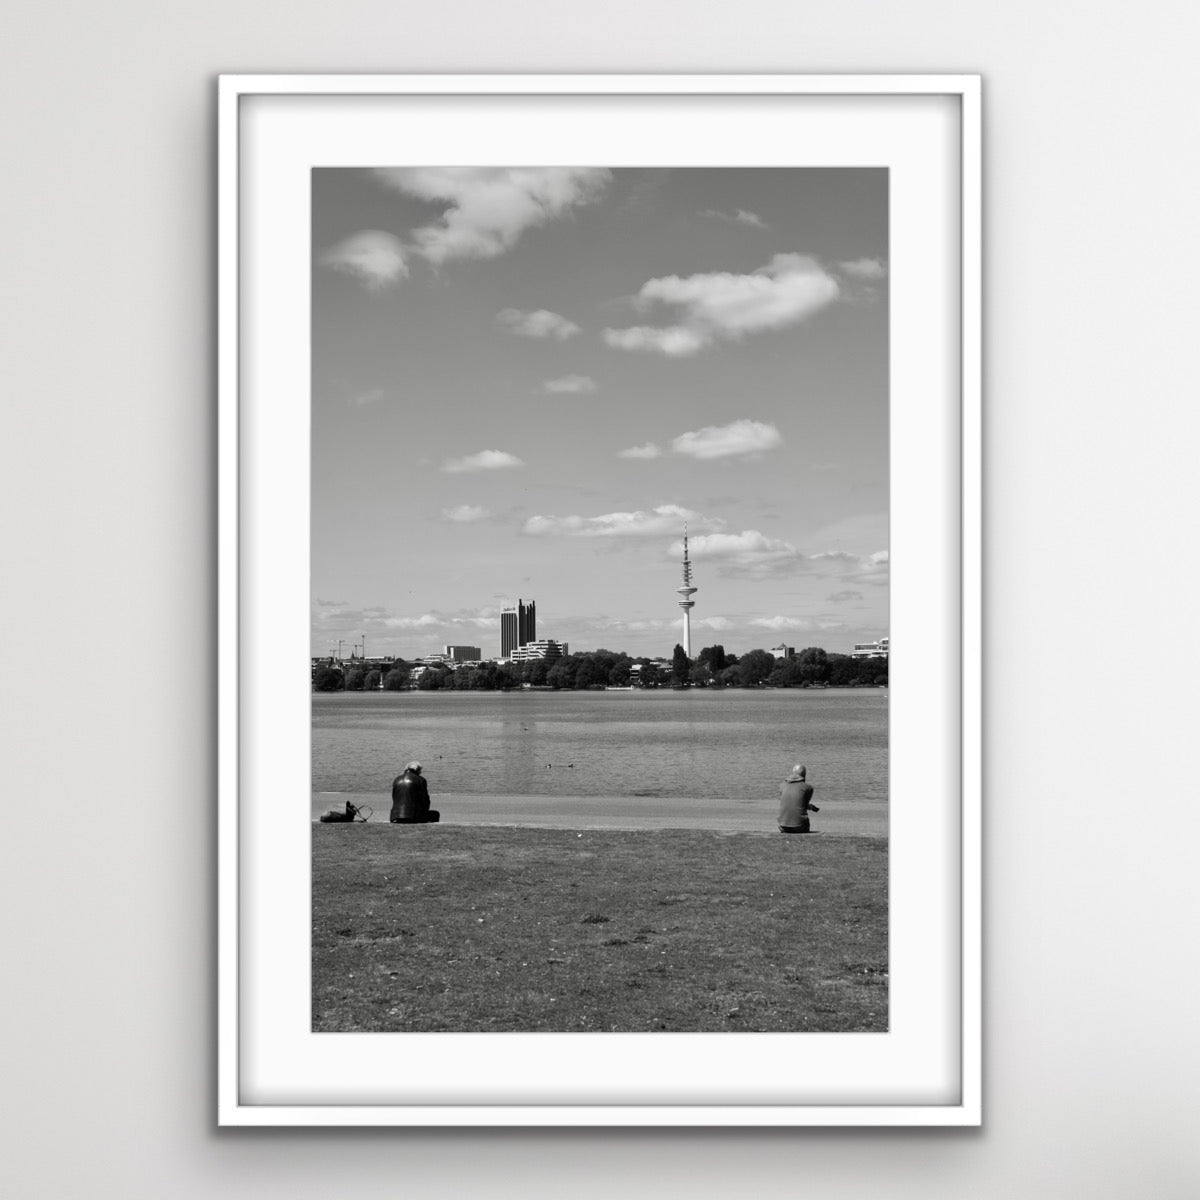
[312, 688, 888, 812]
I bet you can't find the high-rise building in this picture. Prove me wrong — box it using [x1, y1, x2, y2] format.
[500, 598, 536, 657]
[676, 527, 697, 657]
[444, 644, 482, 662]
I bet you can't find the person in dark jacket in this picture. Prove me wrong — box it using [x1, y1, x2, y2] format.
[778, 763, 819, 833]
[390, 762, 440, 824]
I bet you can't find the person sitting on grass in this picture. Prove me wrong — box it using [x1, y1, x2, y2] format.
[778, 763, 819, 834]
[390, 761, 440, 824]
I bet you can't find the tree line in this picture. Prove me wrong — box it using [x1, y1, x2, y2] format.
[313, 643, 887, 692]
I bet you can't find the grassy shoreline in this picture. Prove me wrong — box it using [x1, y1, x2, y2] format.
[312, 791, 888, 836]
[313, 824, 887, 1033]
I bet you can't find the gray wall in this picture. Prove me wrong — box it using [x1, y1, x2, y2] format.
[3, 2, 1197, 1195]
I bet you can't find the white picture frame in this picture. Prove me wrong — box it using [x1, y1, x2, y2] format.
[218, 74, 981, 1126]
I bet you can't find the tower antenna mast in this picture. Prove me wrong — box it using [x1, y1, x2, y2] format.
[675, 523, 698, 658]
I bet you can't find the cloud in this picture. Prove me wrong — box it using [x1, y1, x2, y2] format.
[589, 616, 674, 634]
[602, 325, 708, 357]
[442, 505, 491, 522]
[347, 387, 385, 407]
[827, 590, 864, 603]
[442, 450, 524, 474]
[312, 602, 403, 628]
[809, 549, 890, 585]
[543, 374, 597, 394]
[618, 442, 663, 460]
[383, 608, 500, 631]
[733, 209, 768, 229]
[858, 550, 890, 583]
[750, 616, 847, 632]
[604, 253, 840, 355]
[311, 604, 502, 653]
[671, 419, 782, 460]
[524, 504, 721, 539]
[703, 208, 769, 230]
[382, 613, 444, 629]
[497, 308, 581, 340]
[320, 231, 408, 290]
[671, 529, 801, 576]
[373, 167, 611, 264]
[838, 257, 887, 279]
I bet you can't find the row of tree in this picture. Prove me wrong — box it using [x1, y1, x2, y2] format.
[313, 644, 887, 692]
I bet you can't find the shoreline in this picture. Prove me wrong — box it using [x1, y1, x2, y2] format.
[313, 790, 888, 837]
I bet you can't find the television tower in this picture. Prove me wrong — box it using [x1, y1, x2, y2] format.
[676, 525, 698, 657]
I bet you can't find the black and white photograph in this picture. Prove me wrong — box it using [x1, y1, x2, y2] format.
[9, 0, 1200, 1190]
[309, 166, 890, 1033]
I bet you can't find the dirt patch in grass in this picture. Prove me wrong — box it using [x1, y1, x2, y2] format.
[313, 824, 887, 1033]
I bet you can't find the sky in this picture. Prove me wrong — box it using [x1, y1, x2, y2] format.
[311, 168, 888, 661]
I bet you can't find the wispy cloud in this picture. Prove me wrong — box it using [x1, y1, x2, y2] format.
[373, 167, 612, 264]
[617, 442, 663, 460]
[588, 616, 675, 634]
[382, 613, 442, 629]
[442, 450, 524, 474]
[838, 257, 887, 279]
[311, 603, 502, 647]
[320, 231, 408, 290]
[543, 374, 597, 394]
[672, 529, 801, 577]
[603, 253, 840, 356]
[827, 590, 864, 603]
[703, 208, 769, 230]
[603, 325, 708, 356]
[347, 387, 385, 407]
[809, 549, 889, 585]
[672, 419, 782, 460]
[750, 616, 847, 632]
[442, 504, 491, 522]
[497, 308, 581, 340]
[524, 504, 722, 539]
[382, 607, 501, 631]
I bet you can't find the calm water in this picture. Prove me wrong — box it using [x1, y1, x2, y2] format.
[313, 689, 888, 806]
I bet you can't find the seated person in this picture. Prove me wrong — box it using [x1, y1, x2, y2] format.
[778, 764, 819, 833]
[390, 762, 440, 824]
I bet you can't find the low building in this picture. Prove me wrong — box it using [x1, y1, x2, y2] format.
[771, 644, 795, 660]
[850, 637, 889, 659]
[444, 644, 481, 662]
[509, 639, 567, 663]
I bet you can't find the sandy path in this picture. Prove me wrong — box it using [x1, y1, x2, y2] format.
[313, 791, 887, 838]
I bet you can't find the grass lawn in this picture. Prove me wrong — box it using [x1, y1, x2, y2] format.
[313, 824, 887, 1033]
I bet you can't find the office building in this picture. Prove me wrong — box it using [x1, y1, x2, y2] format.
[509, 639, 567, 663]
[850, 637, 889, 659]
[500, 598, 536, 657]
[444, 644, 481, 662]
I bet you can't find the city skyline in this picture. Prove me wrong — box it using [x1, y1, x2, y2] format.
[312, 168, 888, 659]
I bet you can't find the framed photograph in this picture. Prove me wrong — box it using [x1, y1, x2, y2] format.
[218, 74, 980, 1126]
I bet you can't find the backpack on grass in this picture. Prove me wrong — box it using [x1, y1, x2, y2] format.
[319, 801, 371, 823]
